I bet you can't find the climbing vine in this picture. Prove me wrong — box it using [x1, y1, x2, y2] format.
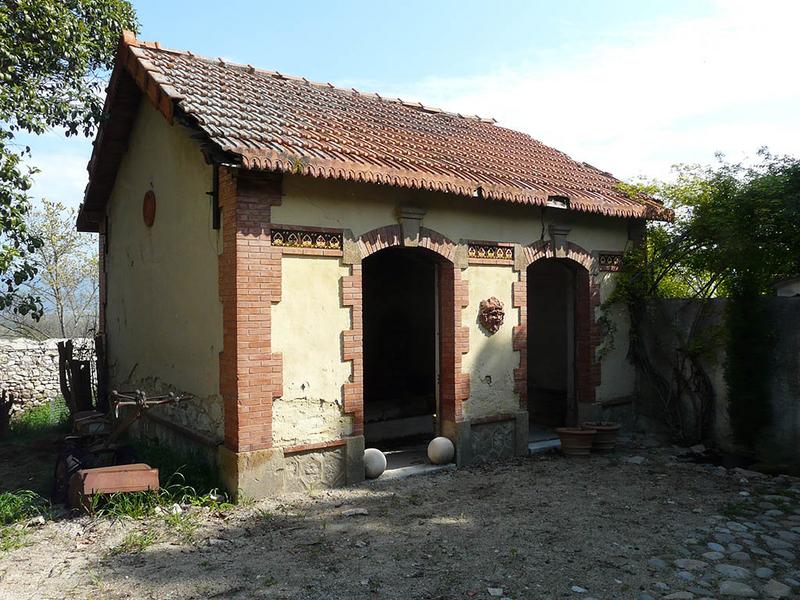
[608, 150, 800, 448]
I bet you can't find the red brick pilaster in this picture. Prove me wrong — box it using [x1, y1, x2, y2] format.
[512, 268, 527, 409]
[575, 270, 602, 404]
[341, 263, 363, 435]
[438, 265, 470, 423]
[218, 168, 283, 453]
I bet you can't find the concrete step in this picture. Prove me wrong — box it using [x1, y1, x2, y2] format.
[528, 438, 561, 455]
[370, 462, 455, 482]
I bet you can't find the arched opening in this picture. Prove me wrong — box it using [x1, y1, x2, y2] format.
[526, 258, 582, 438]
[362, 246, 444, 449]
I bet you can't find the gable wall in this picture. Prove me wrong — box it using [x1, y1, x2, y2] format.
[103, 100, 223, 443]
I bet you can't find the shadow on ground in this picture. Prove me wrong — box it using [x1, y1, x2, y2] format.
[78, 451, 748, 600]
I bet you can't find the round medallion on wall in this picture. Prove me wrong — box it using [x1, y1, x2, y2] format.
[143, 190, 156, 227]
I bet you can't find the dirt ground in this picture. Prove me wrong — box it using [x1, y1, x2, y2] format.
[1, 442, 799, 600]
[0, 431, 60, 494]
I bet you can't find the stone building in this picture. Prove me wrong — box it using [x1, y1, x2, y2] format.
[76, 32, 670, 497]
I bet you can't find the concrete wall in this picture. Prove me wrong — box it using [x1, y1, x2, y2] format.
[632, 298, 800, 461]
[104, 100, 223, 442]
[775, 277, 800, 297]
[595, 272, 635, 402]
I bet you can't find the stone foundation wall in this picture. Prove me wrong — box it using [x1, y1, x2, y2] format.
[0, 337, 94, 413]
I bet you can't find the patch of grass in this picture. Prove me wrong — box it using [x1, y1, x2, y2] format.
[720, 501, 750, 520]
[254, 507, 273, 521]
[0, 490, 49, 525]
[259, 575, 277, 587]
[0, 489, 50, 553]
[8, 397, 70, 439]
[88, 470, 233, 518]
[0, 525, 29, 552]
[111, 529, 160, 555]
[133, 440, 223, 495]
[163, 511, 200, 543]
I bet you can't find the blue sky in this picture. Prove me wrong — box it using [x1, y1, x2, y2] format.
[20, 0, 800, 208]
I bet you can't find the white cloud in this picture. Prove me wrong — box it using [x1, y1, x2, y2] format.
[372, 0, 800, 180]
[27, 151, 90, 209]
[16, 129, 92, 209]
[18, 1, 800, 210]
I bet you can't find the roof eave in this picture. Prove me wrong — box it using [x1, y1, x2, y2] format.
[76, 31, 187, 232]
[233, 148, 673, 222]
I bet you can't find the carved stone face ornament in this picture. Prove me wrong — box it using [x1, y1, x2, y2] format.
[479, 297, 505, 334]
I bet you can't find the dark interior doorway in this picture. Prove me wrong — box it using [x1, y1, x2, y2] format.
[363, 247, 438, 447]
[527, 259, 577, 435]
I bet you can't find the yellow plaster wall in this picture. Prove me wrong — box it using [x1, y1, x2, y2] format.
[104, 100, 223, 438]
[460, 265, 521, 418]
[274, 175, 629, 253]
[271, 255, 354, 445]
[274, 175, 637, 405]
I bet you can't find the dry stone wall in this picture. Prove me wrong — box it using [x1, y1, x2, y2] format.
[0, 338, 93, 413]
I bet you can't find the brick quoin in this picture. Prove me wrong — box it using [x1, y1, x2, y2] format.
[515, 240, 601, 412]
[344, 225, 470, 434]
[512, 269, 527, 409]
[341, 263, 364, 435]
[218, 168, 283, 453]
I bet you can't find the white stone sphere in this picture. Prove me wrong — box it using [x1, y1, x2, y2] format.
[364, 448, 387, 479]
[427, 436, 455, 464]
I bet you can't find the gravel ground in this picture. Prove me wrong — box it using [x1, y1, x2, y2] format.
[1, 442, 798, 600]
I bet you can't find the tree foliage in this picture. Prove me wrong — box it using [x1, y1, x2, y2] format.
[1, 199, 98, 339]
[614, 150, 800, 448]
[0, 0, 137, 320]
[619, 150, 800, 301]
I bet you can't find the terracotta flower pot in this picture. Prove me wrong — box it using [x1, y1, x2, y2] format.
[582, 421, 621, 452]
[556, 427, 597, 457]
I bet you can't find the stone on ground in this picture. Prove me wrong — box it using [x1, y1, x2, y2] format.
[763, 578, 791, 598]
[715, 564, 751, 579]
[755, 567, 775, 578]
[674, 559, 709, 570]
[718, 580, 758, 597]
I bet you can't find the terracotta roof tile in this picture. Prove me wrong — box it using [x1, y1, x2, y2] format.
[77, 33, 670, 230]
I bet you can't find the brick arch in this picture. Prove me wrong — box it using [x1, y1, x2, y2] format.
[517, 240, 595, 272]
[512, 240, 601, 421]
[341, 224, 469, 441]
[356, 224, 458, 262]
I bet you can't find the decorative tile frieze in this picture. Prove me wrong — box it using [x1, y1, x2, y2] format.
[598, 252, 623, 272]
[271, 228, 343, 250]
[467, 242, 514, 262]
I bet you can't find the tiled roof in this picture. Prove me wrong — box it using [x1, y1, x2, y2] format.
[77, 33, 670, 230]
